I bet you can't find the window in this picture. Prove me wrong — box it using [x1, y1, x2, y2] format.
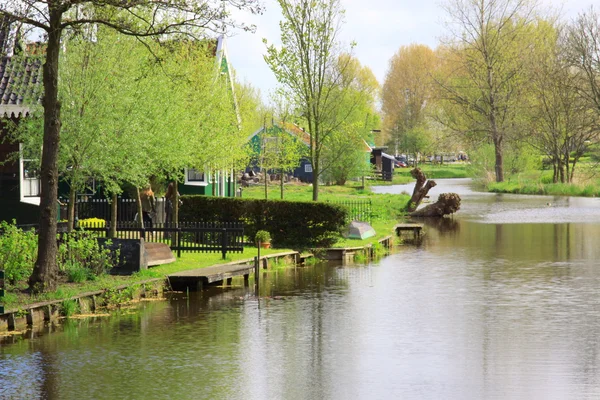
[304, 164, 313, 173]
[184, 168, 208, 186]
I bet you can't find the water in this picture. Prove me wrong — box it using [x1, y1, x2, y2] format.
[3, 179, 600, 399]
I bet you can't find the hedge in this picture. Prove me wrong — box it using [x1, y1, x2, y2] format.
[179, 196, 348, 248]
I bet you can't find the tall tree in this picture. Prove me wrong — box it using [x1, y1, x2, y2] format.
[382, 44, 436, 156]
[527, 21, 598, 183]
[436, 0, 539, 182]
[0, 0, 260, 292]
[264, 0, 356, 201]
[566, 7, 600, 117]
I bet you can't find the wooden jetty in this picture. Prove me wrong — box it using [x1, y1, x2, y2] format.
[394, 223, 423, 240]
[322, 236, 393, 263]
[168, 251, 301, 291]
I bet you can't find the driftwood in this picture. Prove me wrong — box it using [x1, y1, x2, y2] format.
[406, 168, 461, 217]
[406, 168, 437, 212]
[410, 193, 461, 217]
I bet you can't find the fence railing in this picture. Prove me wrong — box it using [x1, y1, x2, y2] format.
[327, 199, 372, 223]
[80, 221, 245, 259]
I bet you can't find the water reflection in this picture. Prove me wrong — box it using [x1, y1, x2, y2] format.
[3, 180, 600, 399]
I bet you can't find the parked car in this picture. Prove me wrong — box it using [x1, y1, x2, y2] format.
[395, 160, 408, 168]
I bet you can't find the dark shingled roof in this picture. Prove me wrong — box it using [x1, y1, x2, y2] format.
[0, 54, 43, 116]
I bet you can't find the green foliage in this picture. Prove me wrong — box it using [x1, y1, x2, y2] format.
[58, 231, 118, 280]
[254, 230, 272, 243]
[180, 195, 347, 248]
[0, 221, 38, 285]
[60, 299, 80, 318]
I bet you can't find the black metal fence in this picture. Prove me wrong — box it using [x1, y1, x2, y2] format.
[60, 197, 145, 222]
[81, 221, 245, 259]
[327, 199, 372, 223]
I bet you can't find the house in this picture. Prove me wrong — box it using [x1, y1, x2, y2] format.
[247, 123, 313, 182]
[370, 147, 395, 181]
[179, 35, 239, 197]
[0, 17, 44, 224]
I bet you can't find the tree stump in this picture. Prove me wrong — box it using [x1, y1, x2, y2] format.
[405, 168, 461, 217]
[406, 168, 437, 212]
[410, 193, 461, 217]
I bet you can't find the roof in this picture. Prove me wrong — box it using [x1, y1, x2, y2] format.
[247, 123, 312, 147]
[0, 54, 43, 117]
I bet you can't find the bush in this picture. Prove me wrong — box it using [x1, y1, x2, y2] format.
[58, 231, 117, 279]
[254, 230, 271, 244]
[0, 221, 38, 285]
[180, 196, 347, 248]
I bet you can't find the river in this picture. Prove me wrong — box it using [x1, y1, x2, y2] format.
[2, 179, 600, 399]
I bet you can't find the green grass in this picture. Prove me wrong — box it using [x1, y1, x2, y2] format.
[1, 247, 292, 310]
[488, 179, 600, 197]
[243, 182, 410, 248]
[3, 182, 411, 310]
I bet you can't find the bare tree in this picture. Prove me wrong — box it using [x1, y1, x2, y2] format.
[528, 22, 599, 183]
[436, 0, 539, 182]
[0, 0, 261, 292]
[566, 7, 600, 116]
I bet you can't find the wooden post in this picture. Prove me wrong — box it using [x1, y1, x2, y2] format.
[254, 255, 259, 291]
[221, 228, 227, 259]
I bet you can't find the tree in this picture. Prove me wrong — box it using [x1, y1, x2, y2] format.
[0, 0, 261, 292]
[566, 8, 600, 117]
[382, 44, 436, 156]
[264, 0, 357, 201]
[527, 21, 599, 183]
[320, 55, 380, 185]
[436, 0, 539, 183]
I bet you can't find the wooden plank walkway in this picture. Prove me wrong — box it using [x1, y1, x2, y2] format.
[394, 223, 423, 240]
[168, 251, 302, 291]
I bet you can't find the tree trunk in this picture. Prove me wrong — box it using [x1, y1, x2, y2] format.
[28, 12, 63, 293]
[406, 168, 437, 213]
[264, 168, 268, 199]
[493, 134, 504, 183]
[409, 193, 461, 217]
[109, 193, 118, 239]
[135, 187, 144, 228]
[172, 180, 179, 247]
[280, 169, 284, 199]
[67, 186, 76, 232]
[312, 157, 319, 201]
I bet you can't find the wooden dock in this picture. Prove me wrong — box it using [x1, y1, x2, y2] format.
[394, 223, 423, 240]
[168, 251, 302, 291]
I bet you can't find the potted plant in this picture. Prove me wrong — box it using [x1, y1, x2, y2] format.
[255, 230, 272, 249]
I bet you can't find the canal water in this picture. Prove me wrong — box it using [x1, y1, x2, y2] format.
[3, 179, 600, 399]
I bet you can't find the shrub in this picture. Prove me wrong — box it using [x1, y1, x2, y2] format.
[254, 230, 271, 244]
[58, 231, 118, 279]
[180, 196, 347, 248]
[0, 221, 38, 285]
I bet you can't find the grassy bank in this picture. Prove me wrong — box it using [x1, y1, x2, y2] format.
[3, 183, 410, 310]
[2, 247, 290, 310]
[389, 163, 470, 185]
[242, 182, 410, 248]
[488, 179, 600, 197]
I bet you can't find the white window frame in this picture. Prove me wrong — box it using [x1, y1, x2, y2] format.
[304, 164, 313, 173]
[19, 143, 41, 205]
[184, 168, 209, 186]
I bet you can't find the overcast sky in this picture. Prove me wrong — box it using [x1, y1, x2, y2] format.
[225, 0, 597, 104]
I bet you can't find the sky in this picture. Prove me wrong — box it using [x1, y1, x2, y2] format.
[225, 0, 598, 104]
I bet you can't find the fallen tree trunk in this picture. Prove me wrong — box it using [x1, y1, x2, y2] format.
[409, 193, 461, 217]
[406, 168, 437, 212]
